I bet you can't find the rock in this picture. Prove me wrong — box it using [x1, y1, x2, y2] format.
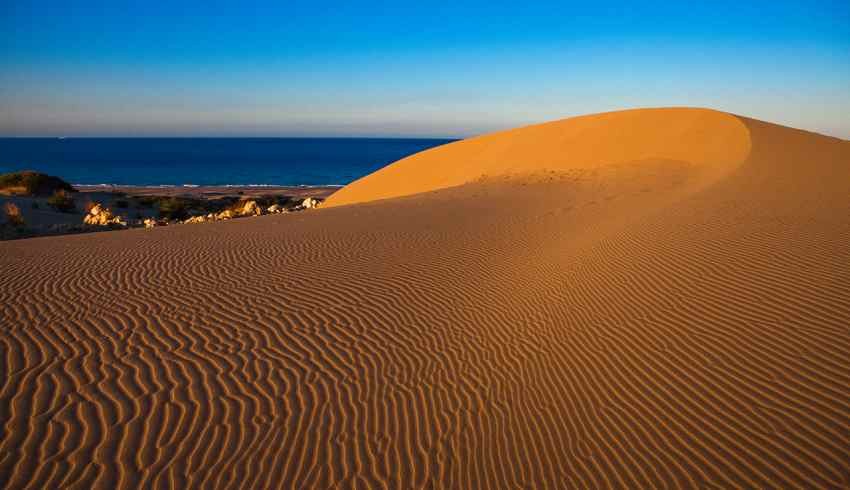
[143, 218, 158, 229]
[301, 197, 320, 209]
[267, 204, 281, 214]
[238, 200, 262, 216]
[183, 215, 208, 224]
[216, 210, 235, 220]
[83, 203, 126, 227]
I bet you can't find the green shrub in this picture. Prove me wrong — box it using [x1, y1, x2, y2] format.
[205, 197, 238, 213]
[0, 171, 76, 196]
[137, 196, 157, 208]
[47, 190, 76, 212]
[157, 197, 189, 220]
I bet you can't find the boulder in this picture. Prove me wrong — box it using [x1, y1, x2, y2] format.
[238, 200, 262, 216]
[301, 197, 320, 209]
[267, 204, 282, 214]
[183, 216, 207, 224]
[83, 203, 126, 227]
[216, 210, 235, 220]
[143, 218, 158, 229]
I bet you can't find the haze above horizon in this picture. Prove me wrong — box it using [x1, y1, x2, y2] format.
[1, 1, 848, 138]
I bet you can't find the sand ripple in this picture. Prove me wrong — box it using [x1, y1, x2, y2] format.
[2, 110, 850, 488]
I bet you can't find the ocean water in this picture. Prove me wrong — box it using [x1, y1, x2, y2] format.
[0, 138, 455, 186]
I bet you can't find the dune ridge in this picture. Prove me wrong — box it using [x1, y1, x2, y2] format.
[2, 108, 850, 488]
[324, 108, 753, 207]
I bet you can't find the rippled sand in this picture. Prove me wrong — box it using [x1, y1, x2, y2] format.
[2, 108, 849, 488]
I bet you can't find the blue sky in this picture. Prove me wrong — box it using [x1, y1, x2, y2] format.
[1, 1, 848, 137]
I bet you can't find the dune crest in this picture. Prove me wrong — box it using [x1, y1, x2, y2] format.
[325, 107, 752, 207]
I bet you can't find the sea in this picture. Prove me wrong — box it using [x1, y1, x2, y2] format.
[0, 138, 455, 187]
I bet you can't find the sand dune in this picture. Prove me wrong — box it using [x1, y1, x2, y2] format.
[2, 108, 849, 488]
[324, 108, 752, 208]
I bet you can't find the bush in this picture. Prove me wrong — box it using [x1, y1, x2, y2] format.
[253, 194, 294, 208]
[137, 196, 157, 208]
[47, 190, 76, 212]
[114, 199, 129, 208]
[3, 202, 24, 227]
[157, 197, 189, 220]
[205, 196, 238, 213]
[0, 171, 76, 196]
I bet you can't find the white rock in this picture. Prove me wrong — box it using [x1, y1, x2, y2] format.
[183, 216, 207, 224]
[83, 203, 126, 227]
[238, 200, 262, 216]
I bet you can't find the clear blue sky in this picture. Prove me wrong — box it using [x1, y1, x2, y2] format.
[1, 1, 848, 137]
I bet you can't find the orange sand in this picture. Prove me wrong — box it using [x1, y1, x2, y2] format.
[2, 108, 849, 488]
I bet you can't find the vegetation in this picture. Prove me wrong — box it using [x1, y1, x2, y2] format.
[3, 202, 25, 227]
[250, 194, 296, 209]
[157, 197, 191, 220]
[133, 194, 298, 218]
[135, 195, 224, 219]
[136, 196, 156, 208]
[1, 189, 307, 240]
[0, 171, 76, 196]
[47, 190, 77, 212]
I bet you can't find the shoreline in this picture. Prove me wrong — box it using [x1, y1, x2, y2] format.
[75, 184, 340, 200]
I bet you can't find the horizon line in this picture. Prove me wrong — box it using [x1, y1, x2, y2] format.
[0, 135, 463, 140]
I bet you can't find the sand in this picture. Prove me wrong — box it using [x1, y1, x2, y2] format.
[1, 108, 849, 488]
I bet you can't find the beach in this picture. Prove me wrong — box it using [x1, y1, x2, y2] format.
[74, 184, 339, 199]
[1, 108, 849, 488]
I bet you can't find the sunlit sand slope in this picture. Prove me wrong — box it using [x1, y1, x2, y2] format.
[324, 108, 752, 207]
[2, 108, 849, 489]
